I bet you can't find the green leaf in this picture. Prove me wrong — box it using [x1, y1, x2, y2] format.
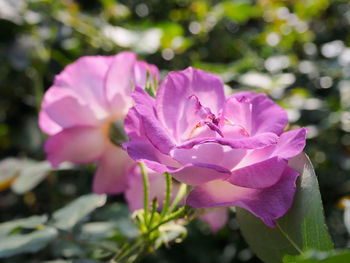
[93, 203, 138, 239]
[11, 161, 51, 194]
[236, 153, 333, 263]
[0, 227, 58, 258]
[0, 215, 48, 236]
[51, 194, 107, 231]
[283, 250, 350, 263]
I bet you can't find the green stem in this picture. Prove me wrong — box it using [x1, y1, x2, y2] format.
[159, 172, 172, 220]
[147, 207, 186, 235]
[112, 238, 143, 263]
[168, 183, 187, 213]
[139, 162, 149, 226]
[148, 199, 158, 228]
[276, 222, 305, 255]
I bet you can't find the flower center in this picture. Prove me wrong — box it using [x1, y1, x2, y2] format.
[101, 118, 129, 147]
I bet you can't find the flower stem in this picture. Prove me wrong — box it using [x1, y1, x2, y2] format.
[148, 198, 158, 228]
[168, 183, 187, 213]
[139, 162, 149, 226]
[159, 172, 172, 220]
[276, 222, 304, 255]
[147, 207, 186, 235]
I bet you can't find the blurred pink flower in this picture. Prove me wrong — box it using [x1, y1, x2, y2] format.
[124, 67, 306, 227]
[39, 52, 159, 194]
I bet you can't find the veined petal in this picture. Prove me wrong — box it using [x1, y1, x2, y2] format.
[156, 67, 225, 138]
[241, 128, 307, 166]
[177, 132, 278, 150]
[187, 166, 299, 227]
[231, 92, 288, 136]
[132, 86, 175, 154]
[226, 156, 287, 189]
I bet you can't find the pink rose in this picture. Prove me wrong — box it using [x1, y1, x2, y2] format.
[123, 67, 306, 227]
[39, 52, 159, 194]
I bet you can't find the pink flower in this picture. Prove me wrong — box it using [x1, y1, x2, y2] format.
[123, 67, 306, 227]
[39, 52, 159, 194]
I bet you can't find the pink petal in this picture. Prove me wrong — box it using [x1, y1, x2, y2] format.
[226, 156, 287, 189]
[53, 56, 113, 115]
[104, 52, 136, 114]
[156, 67, 226, 138]
[93, 145, 134, 194]
[171, 143, 246, 171]
[132, 87, 176, 154]
[133, 61, 160, 88]
[44, 127, 107, 167]
[187, 166, 299, 227]
[241, 128, 307, 166]
[199, 208, 229, 233]
[38, 110, 62, 135]
[43, 87, 101, 129]
[231, 92, 288, 136]
[170, 163, 230, 186]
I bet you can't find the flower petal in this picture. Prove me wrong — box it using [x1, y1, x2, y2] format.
[93, 145, 133, 194]
[38, 110, 62, 135]
[53, 56, 112, 116]
[45, 127, 107, 167]
[104, 52, 136, 114]
[170, 163, 230, 186]
[187, 166, 299, 227]
[177, 132, 278, 150]
[240, 128, 307, 166]
[132, 86, 176, 154]
[226, 156, 287, 189]
[171, 143, 246, 171]
[231, 92, 288, 136]
[199, 208, 229, 233]
[43, 87, 101, 129]
[156, 67, 225, 138]
[133, 61, 160, 88]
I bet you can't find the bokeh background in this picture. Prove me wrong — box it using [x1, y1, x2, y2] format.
[1, 0, 350, 262]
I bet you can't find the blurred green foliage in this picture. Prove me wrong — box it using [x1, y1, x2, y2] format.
[2, 0, 350, 262]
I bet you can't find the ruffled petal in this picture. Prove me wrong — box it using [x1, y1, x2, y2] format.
[177, 132, 278, 150]
[240, 128, 307, 166]
[44, 127, 107, 167]
[231, 92, 288, 136]
[93, 145, 133, 194]
[171, 143, 246, 171]
[156, 67, 225, 138]
[132, 86, 176, 154]
[187, 166, 299, 227]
